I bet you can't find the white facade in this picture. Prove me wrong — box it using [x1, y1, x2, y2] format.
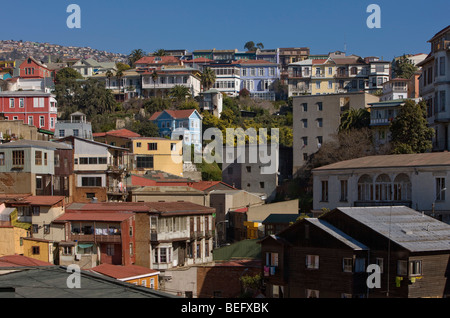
[312, 153, 450, 224]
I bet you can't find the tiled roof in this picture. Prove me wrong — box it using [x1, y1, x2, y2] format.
[23, 196, 65, 206]
[149, 109, 197, 120]
[313, 152, 450, 171]
[135, 56, 181, 65]
[55, 211, 134, 222]
[89, 263, 159, 280]
[0, 254, 53, 267]
[92, 128, 141, 138]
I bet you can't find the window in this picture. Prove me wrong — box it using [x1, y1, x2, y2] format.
[0, 153, 4, 165]
[436, 177, 446, 201]
[246, 166, 251, 173]
[302, 119, 308, 128]
[316, 82, 321, 89]
[409, 260, 422, 276]
[12, 150, 24, 166]
[340, 179, 348, 201]
[170, 143, 177, 151]
[36, 176, 43, 190]
[260, 182, 265, 188]
[306, 289, 319, 298]
[440, 57, 445, 76]
[328, 81, 333, 89]
[32, 224, 39, 233]
[440, 91, 446, 112]
[28, 116, 33, 126]
[358, 174, 373, 201]
[32, 206, 40, 216]
[129, 243, 133, 256]
[302, 103, 308, 112]
[397, 260, 408, 276]
[39, 116, 45, 128]
[136, 156, 154, 169]
[63, 246, 72, 255]
[32, 246, 40, 255]
[302, 137, 308, 147]
[306, 255, 319, 269]
[343, 258, 353, 272]
[321, 180, 328, 202]
[59, 130, 65, 138]
[317, 118, 323, 128]
[148, 143, 157, 151]
[44, 224, 50, 234]
[73, 129, 79, 137]
[136, 142, 142, 148]
[9, 98, 14, 108]
[265, 252, 279, 267]
[355, 258, 365, 272]
[81, 177, 102, 187]
[44, 153, 47, 166]
[317, 102, 323, 111]
[19, 98, 24, 108]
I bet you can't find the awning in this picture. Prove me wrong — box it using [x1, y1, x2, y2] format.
[77, 243, 94, 249]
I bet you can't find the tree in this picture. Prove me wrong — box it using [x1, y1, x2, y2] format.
[151, 70, 159, 97]
[169, 85, 191, 101]
[389, 99, 434, 154]
[239, 88, 250, 98]
[339, 108, 370, 131]
[153, 49, 166, 57]
[256, 42, 264, 49]
[244, 41, 264, 51]
[392, 55, 418, 79]
[116, 70, 124, 97]
[128, 49, 145, 67]
[116, 62, 131, 72]
[200, 67, 216, 91]
[54, 67, 83, 84]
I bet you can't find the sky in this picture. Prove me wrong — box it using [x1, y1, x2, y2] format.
[1, 0, 449, 61]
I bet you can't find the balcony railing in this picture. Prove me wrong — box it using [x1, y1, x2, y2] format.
[370, 118, 392, 126]
[69, 233, 122, 243]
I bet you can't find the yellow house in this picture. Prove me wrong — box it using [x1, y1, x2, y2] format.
[129, 137, 183, 177]
[90, 263, 160, 289]
[0, 206, 30, 256]
[22, 237, 54, 264]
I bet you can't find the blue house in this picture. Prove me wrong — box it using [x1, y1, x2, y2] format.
[150, 109, 203, 149]
[237, 60, 280, 101]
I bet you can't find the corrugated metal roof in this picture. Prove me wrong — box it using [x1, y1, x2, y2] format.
[306, 218, 368, 251]
[336, 206, 450, 252]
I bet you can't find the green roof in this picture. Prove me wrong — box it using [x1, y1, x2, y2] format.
[212, 239, 261, 261]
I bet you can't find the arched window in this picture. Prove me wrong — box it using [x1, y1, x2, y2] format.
[358, 174, 373, 201]
[393, 174, 411, 201]
[375, 174, 391, 201]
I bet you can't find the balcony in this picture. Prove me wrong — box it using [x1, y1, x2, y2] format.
[69, 233, 122, 243]
[335, 72, 349, 78]
[370, 118, 392, 126]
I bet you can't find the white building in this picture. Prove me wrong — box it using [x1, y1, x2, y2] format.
[312, 152, 450, 224]
[418, 25, 450, 151]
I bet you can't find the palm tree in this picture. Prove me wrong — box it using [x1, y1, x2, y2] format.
[339, 108, 370, 131]
[153, 49, 166, 57]
[170, 85, 191, 101]
[116, 70, 124, 101]
[129, 49, 145, 67]
[151, 70, 159, 97]
[256, 42, 264, 49]
[201, 67, 216, 91]
[105, 70, 113, 89]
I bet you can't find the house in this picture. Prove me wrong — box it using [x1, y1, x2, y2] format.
[279, 47, 310, 84]
[0, 119, 53, 142]
[59, 201, 215, 274]
[292, 92, 380, 173]
[139, 65, 202, 98]
[312, 151, 450, 223]
[261, 205, 450, 298]
[92, 128, 141, 147]
[207, 60, 241, 97]
[0, 206, 29, 257]
[0, 90, 58, 131]
[89, 263, 160, 289]
[18, 57, 54, 80]
[71, 58, 117, 78]
[93, 69, 142, 101]
[150, 109, 202, 150]
[379, 78, 411, 101]
[262, 213, 300, 236]
[54, 206, 136, 269]
[199, 88, 223, 117]
[55, 136, 129, 203]
[0, 140, 73, 196]
[22, 237, 56, 264]
[237, 59, 280, 101]
[134, 56, 182, 69]
[417, 25, 450, 151]
[368, 99, 406, 146]
[54, 111, 93, 140]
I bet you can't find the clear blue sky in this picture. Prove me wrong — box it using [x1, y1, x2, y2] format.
[2, 0, 449, 60]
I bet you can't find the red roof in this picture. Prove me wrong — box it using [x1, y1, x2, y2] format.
[23, 196, 65, 206]
[312, 59, 328, 65]
[0, 254, 53, 267]
[149, 109, 197, 121]
[55, 212, 133, 222]
[93, 128, 141, 139]
[89, 263, 159, 280]
[135, 56, 181, 65]
[233, 207, 248, 213]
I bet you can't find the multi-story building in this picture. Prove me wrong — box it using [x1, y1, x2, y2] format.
[139, 66, 202, 98]
[54, 111, 93, 140]
[292, 92, 380, 173]
[417, 25, 450, 151]
[0, 140, 73, 196]
[279, 47, 310, 84]
[0, 91, 58, 131]
[71, 58, 116, 78]
[237, 59, 280, 100]
[55, 136, 129, 203]
[208, 60, 241, 97]
[312, 151, 450, 223]
[261, 206, 450, 298]
[18, 57, 54, 80]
